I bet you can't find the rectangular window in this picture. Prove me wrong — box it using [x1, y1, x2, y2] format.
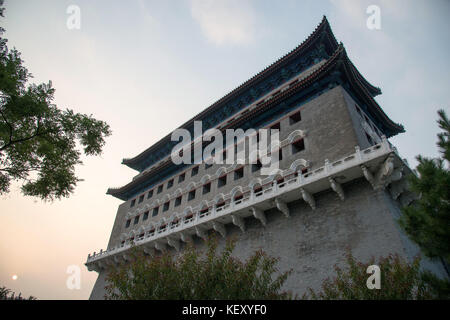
[252, 160, 262, 172]
[188, 189, 196, 201]
[138, 194, 144, 203]
[130, 199, 136, 208]
[278, 148, 283, 161]
[289, 111, 301, 125]
[167, 179, 174, 189]
[203, 182, 211, 194]
[270, 122, 281, 131]
[134, 215, 140, 225]
[163, 201, 170, 212]
[157, 185, 163, 194]
[234, 167, 244, 180]
[191, 166, 199, 176]
[147, 190, 153, 199]
[218, 175, 227, 188]
[143, 211, 149, 221]
[292, 139, 305, 154]
[175, 196, 182, 207]
[125, 219, 131, 228]
[152, 206, 159, 217]
[178, 173, 185, 183]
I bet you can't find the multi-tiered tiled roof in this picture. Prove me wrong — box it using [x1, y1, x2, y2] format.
[107, 16, 404, 201]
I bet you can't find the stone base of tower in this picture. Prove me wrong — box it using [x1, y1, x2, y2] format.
[88, 178, 447, 299]
[89, 270, 109, 300]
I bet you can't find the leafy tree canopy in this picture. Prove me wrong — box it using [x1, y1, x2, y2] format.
[399, 110, 450, 267]
[304, 252, 446, 300]
[0, 286, 36, 300]
[0, 2, 111, 200]
[105, 237, 293, 300]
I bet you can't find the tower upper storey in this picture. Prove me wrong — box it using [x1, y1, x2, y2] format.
[107, 16, 404, 201]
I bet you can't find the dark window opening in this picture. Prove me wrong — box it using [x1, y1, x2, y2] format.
[205, 163, 212, 170]
[139, 233, 144, 238]
[254, 186, 263, 195]
[191, 166, 199, 176]
[200, 208, 209, 215]
[203, 182, 211, 194]
[125, 219, 131, 228]
[167, 179, 174, 189]
[276, 177, 285, 185]
[147, 190, 153, 199]
[289, 111, 301, 124]
[278, 148, 283, 161]
[218, 175, 227, 188]
[157, 185, 163, 194]
[252, 160, 262, 172]
[185, 214, 193, 222]
[188, 189, 196, 201]
[130, 199, 136, 208]
[138, 194, 144, 203]
[152, 206, 159, 217]
[234, 194, 243, 201]
[134, 216, 140, 225]
[270, 122, 281, 131]
[178, 173, 185, 183]
[292, 139, 305, 154]
[301, 167, 308, 174]
[175, 196, 182, 207]
[163, 201, 170, 212]
[234, 167, 244, 180]
[143, 211, 149, 220]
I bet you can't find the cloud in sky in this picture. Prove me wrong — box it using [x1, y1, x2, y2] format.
[190, 0, 257, 45]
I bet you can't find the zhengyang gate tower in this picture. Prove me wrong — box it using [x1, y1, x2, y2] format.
[85, 17, 447, 299]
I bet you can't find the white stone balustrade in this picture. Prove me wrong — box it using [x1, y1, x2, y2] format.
[86, 138, 408, 269]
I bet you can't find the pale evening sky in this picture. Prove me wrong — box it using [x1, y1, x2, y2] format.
[0, 0, 449, 299]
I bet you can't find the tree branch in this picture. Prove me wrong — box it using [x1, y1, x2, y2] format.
[0, 108, 13, 147]
[0, 118, 51, 152]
